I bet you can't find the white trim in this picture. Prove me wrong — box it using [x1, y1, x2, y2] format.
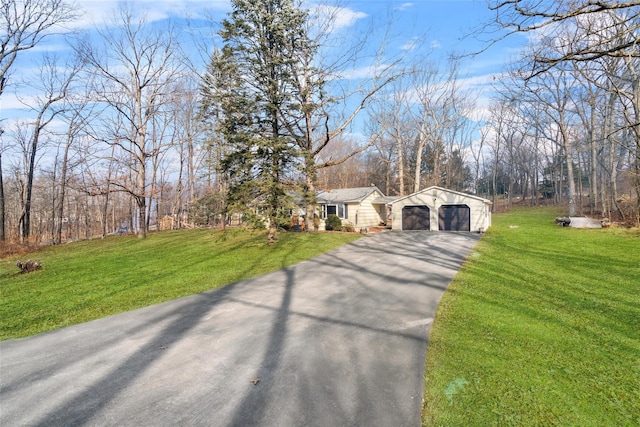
[389, 186, 491, 206]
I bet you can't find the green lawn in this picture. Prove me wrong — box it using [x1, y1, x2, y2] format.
[423, 207, 640, 426]
[0, 228, 361, 340]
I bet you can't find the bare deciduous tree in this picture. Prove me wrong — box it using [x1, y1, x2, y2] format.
[168, 81, 202, 229]
[0, 0, 79, 96]
[1, 0, 79, 242]
[286, 3, 408, 225]
[409, 62, 461, 193]
[17, 53, 81, 242]
[0, 129, 7, 242]
[76, 5, 183, 238]
[488, 0, 640, 76]
[315, 136, 368, 189]
[52, 98, 93, 244]
[367, 78, 412, 196]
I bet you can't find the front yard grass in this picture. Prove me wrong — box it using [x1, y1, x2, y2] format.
[423, 207, 640, 426]
[0, 228, 361, 340]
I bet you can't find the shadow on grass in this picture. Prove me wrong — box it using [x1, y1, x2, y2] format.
[1, 231, 480, 426]
[423, 225, 640, 425]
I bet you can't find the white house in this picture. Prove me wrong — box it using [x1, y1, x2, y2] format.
[316, 186, 387, 230]
[389, 186, 491, 232]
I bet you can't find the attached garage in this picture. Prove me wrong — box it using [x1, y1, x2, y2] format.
[402, 206, 430, 230]
[390, 186, 491, 232]
[438, 205, 470, 231]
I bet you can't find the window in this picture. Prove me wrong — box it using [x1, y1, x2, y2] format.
[341, 204, 348, 219]
[321, 203, 347, 219]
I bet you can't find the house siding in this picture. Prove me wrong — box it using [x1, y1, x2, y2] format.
[316, 187, 386, 230]
[391, 187, 491, 232]
[346, 192, 384, 228]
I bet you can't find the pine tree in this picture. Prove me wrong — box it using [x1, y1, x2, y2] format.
[206, 0, 314, 244]
[198, 49, 233, 227]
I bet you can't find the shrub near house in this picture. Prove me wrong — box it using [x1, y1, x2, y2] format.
[316, 186, 387, 231]
[324, 214, 342, 231]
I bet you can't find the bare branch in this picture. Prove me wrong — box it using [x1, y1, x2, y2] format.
[0, 0, 80, 95]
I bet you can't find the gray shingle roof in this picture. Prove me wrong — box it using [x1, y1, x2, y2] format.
[317, 186, 383, 203]
[388, 186, 492, 205]
[371, 196, 400, 205]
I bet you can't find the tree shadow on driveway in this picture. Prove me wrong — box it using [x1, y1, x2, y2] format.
[0, 231, 479, 426]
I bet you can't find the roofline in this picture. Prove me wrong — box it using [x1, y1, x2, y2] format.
[317, 186, 384, 203]
[389, 186, 492, 205]
[371, 196, 402, 205]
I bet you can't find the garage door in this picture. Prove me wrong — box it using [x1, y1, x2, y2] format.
[402, 206, 430, 230]
[438, 205, 470, 231]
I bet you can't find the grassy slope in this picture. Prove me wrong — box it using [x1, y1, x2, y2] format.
[423, 207, 640, 426]
[0, 229, 361, 340]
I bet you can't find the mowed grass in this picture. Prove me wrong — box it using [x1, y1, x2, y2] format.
[0, 228, 361, 340]
[423, 207, 640, 426]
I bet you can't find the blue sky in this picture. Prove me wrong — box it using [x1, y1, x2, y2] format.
[1, 0, 527, 142]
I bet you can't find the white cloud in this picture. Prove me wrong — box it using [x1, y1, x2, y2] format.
[396, 3, 414, 11]
[0, 92, 34, 111]
[401, 37, 419, 51]
[337, 64, 391, 80]
[69, 1, 231, 29]
[22, 42, 71, 54]
[457, 73, 499, 89]
[312, 4, 368, 31]
[468, 96, 493, 122]
[64, 1, 117, 29]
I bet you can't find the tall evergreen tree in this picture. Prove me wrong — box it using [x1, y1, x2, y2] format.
[198, 50, 230, 225]
[209, 0, 312, 244]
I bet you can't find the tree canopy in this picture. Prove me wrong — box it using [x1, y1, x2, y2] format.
[205, 0, 313, 244]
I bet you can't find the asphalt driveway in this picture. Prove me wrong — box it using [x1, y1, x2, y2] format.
[0, 231, 480, 426]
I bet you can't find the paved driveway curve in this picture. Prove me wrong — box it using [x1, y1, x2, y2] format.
[1, 231, 479, 426]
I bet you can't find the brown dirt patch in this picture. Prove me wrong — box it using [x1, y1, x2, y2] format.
[0, 243, 43, 259]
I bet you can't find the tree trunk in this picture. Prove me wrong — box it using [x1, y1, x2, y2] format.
[0, 150, 5, 243]
[564, 143, 577, 216]
[101, 151, 115, 238]
[605, 92, 624, 221]
[54, 133, 73, 244]
[414, 125, 428, 193]
[50, 155, 58, 243]
[83, 194, 90, 240]
[135, 149, 147, 238]
[268, 213, 277, 245]
[101, 192, 110, 238]
[21, 120, 43, 242]
[630, 73, 640, 226]
[558, 112, 577, 216]
[588, 100, 598, 215]
[304, 152, 317, 233]
[147, 158, 158, 232]
[137, 195, 147, 239]
[396, 127, 405, 196]
[432, 141, 442, 187]
[577, 153, 584, 213]
[491, 142, 500, 211]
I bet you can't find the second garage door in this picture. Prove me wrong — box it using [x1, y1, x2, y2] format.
[402, 206, 430, 230]
[438, 204, 470, 231]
